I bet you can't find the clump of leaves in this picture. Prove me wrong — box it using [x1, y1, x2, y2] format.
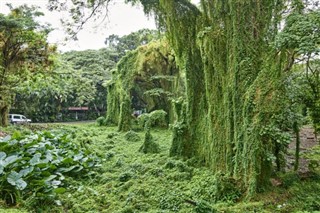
[139, 130, 160, 154]
[303, 145, 320, 173]
[0, 130, 100, 207]
[96, 116, 107, 126]
[124, 130, 141, 142]
[138, 110, 168, 129]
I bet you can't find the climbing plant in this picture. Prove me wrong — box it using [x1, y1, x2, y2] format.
[106, 39, 183, 131]
[137, 0, 314, 195]
[48, 0, 320, 196]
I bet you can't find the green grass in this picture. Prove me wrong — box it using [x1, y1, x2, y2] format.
[1, 123, 320, 212]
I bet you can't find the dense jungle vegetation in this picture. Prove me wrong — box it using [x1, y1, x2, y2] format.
[1, 0, 320, 212]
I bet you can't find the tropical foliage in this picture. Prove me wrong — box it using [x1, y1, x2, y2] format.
[0, 0, 320, 212]
[0, 5, 55, 126]
[0, 130, 100, 207]
[12, 29, 160, 122]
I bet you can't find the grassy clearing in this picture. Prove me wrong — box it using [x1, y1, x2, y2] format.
[1, 123, 320, 212]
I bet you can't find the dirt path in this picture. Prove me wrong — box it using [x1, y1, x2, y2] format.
[287, 125, 319, 173]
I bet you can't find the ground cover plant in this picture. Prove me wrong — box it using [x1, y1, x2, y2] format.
[0, 125, 101, 211]
[1, 123, 319, 212]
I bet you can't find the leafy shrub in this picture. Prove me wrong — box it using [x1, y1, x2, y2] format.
[137, 110, 168, 129]
[189, 172, 242, 204]
[303, 145, 320, 173]
[119, 172, 133, 182]
[96, 116, 107, 126]
[149, 110, 167, 127]
[107, 132, 118, 139]
[158, 190, 184, 211]
[0, 131, 100, 207]
[124, 130, 141, 142]
[139, 130, 160, 154]
[288, 178, 320, 211]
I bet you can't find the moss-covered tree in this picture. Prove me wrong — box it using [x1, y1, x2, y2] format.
[106, 40, 182, 131]
[134, 0, 308, 195]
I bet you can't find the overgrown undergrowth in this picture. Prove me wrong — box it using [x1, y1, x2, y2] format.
[0, 123, 319, 212]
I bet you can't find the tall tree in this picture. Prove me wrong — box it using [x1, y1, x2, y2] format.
[0, 5, 54, 126]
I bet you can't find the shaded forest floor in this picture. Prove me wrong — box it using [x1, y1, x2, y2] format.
[0, 123, 320, 213]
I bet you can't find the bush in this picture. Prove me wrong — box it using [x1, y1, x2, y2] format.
[137, 110, 168, 129]
[124, 130, 141, 142]
[96, 116, 107, 126]
[139, 130, 160, 154]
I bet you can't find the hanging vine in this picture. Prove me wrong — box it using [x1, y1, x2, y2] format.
[131, 0, 301, 196]
[106, 0, 310, 196]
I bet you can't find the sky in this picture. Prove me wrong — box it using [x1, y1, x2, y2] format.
[0, 0, 200, 52]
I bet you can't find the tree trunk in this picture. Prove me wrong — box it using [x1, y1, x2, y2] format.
[0, 105, 9, 127]
[118, 96, 132, 132]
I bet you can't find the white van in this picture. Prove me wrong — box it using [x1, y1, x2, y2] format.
[9, 114, 31, 124]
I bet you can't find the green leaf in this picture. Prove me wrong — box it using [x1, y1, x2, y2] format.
[52, 180, 61, 186]
[45, 175, 57, 182]
[19, 166, 34, 177]
[54, 188, 66, 194]
[37, 162, 49, 168]
[73, 166, 83, 172]
[57, 165, 76, 173]
[0, 152, 7, 161]
[7, 171, 27, 190]
[7, 171, 22, 184]
[9, 139, 18, 146]
[3, 155, 20, 167]
[2, 135, 11, 142]
[12, 131, 22, 140]
[74, 153, 83, 161]
[62, 157, 73, 164]
[15, 179, 28, 190]
[30, 153, 42, 165]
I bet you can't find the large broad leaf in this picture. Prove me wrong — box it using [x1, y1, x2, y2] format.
[7, 171, 27, 190]
[7, 171, 22, 184]
[0, 152, 6, 160]
[1, 135, 11, 142]
[30, 153, 42, 165]
[19, 166, 34, 177]
[0, 152, 7, 167]
[57, 165, 76, 173]
[15, 179, 28, 190]
[45, 152, 53, 162]
[52, 180, 61, 186]
[9, 139, 18, 146]
[3, 155, 20, 167]
[73, 153, 83, 161]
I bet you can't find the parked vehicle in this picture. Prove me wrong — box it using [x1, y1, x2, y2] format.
[9, 114, 32, 124]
